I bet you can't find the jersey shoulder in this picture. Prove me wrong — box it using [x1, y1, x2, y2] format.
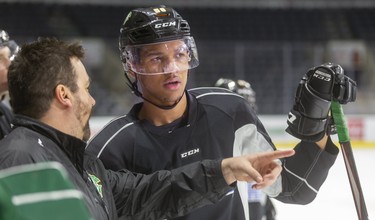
[188, 87, 249, 111]
[189, 87, 245, 103]
[87, 115, 137, 151]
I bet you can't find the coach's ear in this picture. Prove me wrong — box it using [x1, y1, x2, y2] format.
[54, 84, 73, 107]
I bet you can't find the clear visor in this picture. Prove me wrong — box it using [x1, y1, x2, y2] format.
[121, 36, 199, 75]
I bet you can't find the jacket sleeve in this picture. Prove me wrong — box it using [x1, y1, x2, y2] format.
[107, 159, 232, 220]
[275, 137, 339, 204]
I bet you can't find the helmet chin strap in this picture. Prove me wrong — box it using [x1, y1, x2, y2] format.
[124, 71, 185, 110]
[143, 93, 184, 110]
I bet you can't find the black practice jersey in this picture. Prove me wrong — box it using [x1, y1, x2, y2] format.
[87, 87, 339, 220]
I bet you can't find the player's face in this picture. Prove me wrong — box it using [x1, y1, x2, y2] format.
[137, 68, 188, 107]
[71, 58, 96, 141]
[133, 40, 189, 106]
[136, 65, 188, 106]
[137, 40, 190, 75]
[123, 36, 199, 76]
[0, 46, 11, 94]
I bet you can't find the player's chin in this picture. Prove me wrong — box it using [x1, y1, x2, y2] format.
[161, 93, 183, 104]
[173, 90, 186, 100]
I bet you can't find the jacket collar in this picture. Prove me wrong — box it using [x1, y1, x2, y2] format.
[12, 115, 86, 174]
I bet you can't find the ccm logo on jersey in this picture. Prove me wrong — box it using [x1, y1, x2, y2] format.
[155, 21, 176, 29]
[313, 69, 332, 81]
[181, 148, 200, 158]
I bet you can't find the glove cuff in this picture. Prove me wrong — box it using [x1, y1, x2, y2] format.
[286, 109, 328, 142]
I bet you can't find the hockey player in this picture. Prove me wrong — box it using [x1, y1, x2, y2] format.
[86, 5, 356, 220]
[0, 29, 18, 139]
[215, 78, 276, 220]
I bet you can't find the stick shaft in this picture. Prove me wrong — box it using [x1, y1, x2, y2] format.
[331, 101, 369, 220]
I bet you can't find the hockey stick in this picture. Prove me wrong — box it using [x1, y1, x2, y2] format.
[331, 101, 369, 220]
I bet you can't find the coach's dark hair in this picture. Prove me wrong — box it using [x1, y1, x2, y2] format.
[8, 37, 85, 119]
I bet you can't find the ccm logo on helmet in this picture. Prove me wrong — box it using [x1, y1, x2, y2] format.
[155, 21, 176, 29]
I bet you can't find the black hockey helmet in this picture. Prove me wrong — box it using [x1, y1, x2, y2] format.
[215, 78, 257, 111]
[119, 5, 199, 76]
[119, 5, 191, 47]
[0, 29, 19, 61]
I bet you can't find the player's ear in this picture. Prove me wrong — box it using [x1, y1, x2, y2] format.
[54, 84, 73, 107]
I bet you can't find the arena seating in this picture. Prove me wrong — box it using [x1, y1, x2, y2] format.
[1, 3, 374, 114]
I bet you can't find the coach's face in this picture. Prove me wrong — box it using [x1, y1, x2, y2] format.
[71, 58, 96, 141]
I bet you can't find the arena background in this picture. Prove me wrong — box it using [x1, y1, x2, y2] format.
[1, 0, 374, 219]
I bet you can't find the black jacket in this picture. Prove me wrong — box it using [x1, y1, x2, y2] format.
[0, 115, 231, 220]
[0, 102, 13, 139]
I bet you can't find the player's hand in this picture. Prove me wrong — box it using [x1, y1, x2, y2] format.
[329, 63, 357, 104]
[286, 63, 356, 142]
[306, 63, 356, 103]
[221, 149, 295, 187]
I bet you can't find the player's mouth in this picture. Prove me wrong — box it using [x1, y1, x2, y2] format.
[164, 78, 181, 90]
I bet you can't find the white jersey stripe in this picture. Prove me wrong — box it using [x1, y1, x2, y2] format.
[12, 189, 84, 206]
[96, 122, 135, 158]
[283, 164, 319, 194]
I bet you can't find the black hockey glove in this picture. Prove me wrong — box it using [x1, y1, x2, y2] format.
[286, 63, 356, 142]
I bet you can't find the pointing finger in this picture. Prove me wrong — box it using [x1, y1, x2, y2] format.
[256, 149, 295, 162]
